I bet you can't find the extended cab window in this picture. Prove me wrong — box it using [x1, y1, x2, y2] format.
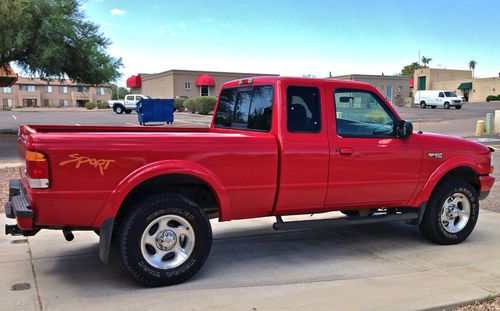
[334, 89, 396, 138]
[214, 85, 273, 131]
[287, 86, 321, 133]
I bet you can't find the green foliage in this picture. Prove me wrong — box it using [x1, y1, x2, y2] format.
[401, 62, 422, 77]
[195, 96, 217, 115]
[486, 95, 499, 102]
[174, 98, 187, 111]
[110, 84, 130, 100]
[0, 0, 122, 84]
[421, 56, 432, 67]
[85, 101, 96, 110]
[97, 102, 108, 109]
[184, 98, 197, 113]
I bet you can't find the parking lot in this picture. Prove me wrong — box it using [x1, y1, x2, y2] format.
[1, 103, 500, 310]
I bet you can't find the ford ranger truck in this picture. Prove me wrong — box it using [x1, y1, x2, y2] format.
[4, 77, 495, 287]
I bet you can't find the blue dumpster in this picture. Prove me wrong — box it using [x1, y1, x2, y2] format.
[136, 99, 175, 125]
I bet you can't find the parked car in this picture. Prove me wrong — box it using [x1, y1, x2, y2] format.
[5, 76, 495, 287]
[414, 90, 464, 109]
[108, 94, 150, 114]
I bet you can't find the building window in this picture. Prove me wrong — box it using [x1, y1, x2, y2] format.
[23, 99, 37, 107]
[96, 87, 105, 96]
[75, 86, 89, 93]
[20, 85, 36, 92]
[184, 82, 191, 90]
[3, 98, 13, 108]
[59, 86, 68, 93]
[44, 85, 53, 93]
[43, 99, 50, 107]
[200, 86, 209, 96]
[59, 99, 68, 107]
[3, 87, 12, 93]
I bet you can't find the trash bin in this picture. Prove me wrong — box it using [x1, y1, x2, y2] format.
[136, 99, 175, 125]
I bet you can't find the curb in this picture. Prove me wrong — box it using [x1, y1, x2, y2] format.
[0, 162, 23, 169]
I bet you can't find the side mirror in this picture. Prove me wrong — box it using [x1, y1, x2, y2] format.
[397, 120, 413, 138]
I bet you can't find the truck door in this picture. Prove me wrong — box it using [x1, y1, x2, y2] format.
[325, 87, 422, 208]
[274, 83, 330, 214]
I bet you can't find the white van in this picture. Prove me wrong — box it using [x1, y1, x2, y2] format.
[414, 90, 464, 109]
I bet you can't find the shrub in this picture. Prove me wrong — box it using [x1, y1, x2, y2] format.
[486, 95, 497, 102]
[184, 98, 197, 113]
[85, 102, 96, 110]
[97, 102, 108, 109]
[195, 96, 217, 115]
[174, 98, 187, 112]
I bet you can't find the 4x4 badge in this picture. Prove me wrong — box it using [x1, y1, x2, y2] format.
[427, 152, 443, 159]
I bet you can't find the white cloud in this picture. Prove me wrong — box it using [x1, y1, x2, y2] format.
[110, 9, 125, 16]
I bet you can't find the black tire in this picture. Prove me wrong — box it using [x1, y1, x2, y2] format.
[455, 105, 462, 110]
[420, 101, 427, 109]
[431, 106, 437, 109]
[114, 105, 124, 114]
[419, 179, 478, 245]
[125, 109, 132, 114]
[444, 102, 451, 109]
[116, 193, 212, 287]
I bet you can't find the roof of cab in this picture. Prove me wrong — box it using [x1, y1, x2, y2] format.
[221, 76, 374, 89]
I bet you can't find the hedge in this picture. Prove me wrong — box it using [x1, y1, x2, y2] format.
[195, 96, 217, 115]
[85, 102, 96, 110]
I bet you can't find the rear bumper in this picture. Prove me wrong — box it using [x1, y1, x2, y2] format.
[479, 175, 495, 200]
[4, 179, 34, 232]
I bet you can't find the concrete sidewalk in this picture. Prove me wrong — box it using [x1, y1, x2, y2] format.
[1, 211, 500, 310]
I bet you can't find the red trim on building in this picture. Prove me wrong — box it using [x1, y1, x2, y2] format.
[409, 77, 414, 88]
[126, 75, 142, 88]
[196, 74, 215, 86]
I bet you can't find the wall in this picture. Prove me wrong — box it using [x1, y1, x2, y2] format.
[140, 72, 174, 98]
[470, 78, 500, 102]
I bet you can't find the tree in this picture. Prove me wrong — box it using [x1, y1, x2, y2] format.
[111, 84, 131, 100]
[421, 56, 432, 67]
[401, 62, 422, 77]
[0, 0, 122, 85]
[469, 60, 477, 78]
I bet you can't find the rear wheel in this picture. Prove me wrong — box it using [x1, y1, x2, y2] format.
[444, 102, 451, 109]
[431, 106, 437, 109]
[420, 101, 427, 109]
[455, 105, 462, 110]
[419, 179, 478, 244]
[114, 105, 124, 114]
[116, 193, 212, 286]
[125, 109, 132, 114]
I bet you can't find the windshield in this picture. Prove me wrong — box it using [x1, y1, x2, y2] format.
[444, 92, 458, 97]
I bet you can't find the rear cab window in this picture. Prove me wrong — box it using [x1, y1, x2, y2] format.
[214, 85, 274, 131]
[287, 86, 321, 133]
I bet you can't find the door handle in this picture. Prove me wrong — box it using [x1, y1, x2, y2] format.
[338, 147, 353, 155]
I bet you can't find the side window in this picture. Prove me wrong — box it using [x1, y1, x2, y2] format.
[214, 85, 273, 131]
[334, 89, 396, 138]
[135, 96, 143, 101]
[125, 95, 134, 101]
[439, 92, 445, 98]
[287, 86, 321, 133]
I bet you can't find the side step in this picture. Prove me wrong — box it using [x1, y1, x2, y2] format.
[273, 212, 419, 231]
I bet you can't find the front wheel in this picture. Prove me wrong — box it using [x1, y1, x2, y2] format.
[455, 105, 462, 110]
[419, 180, 478, 244]
[114, 105, 124, 114]
[444, 102, 451, 109]
[420, 101, 427, 109]
[116, 193, 212, 286]
[125, 109, 132, 114]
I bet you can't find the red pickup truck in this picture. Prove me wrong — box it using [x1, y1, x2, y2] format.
[5, 76, 495, 286]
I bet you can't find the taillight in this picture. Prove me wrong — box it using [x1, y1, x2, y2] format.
[239, 78, 253, 85]
[25, 151, 50, 188]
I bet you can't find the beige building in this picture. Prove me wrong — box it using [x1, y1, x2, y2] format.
[126, 69, 277, 99]
[413, 68, 500, 102]
[0, 76, 111, 109]
[333, 74, 411, 107]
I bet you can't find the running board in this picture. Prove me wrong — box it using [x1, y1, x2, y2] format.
[273, 212, 419, 231]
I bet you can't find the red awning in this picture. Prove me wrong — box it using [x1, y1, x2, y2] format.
[196, 74, 215, 86]
[0, 63, 18, 87]
[409, 77, 414, 88]
[126, 75, 142, 88]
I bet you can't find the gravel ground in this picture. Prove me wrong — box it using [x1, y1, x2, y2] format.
[0, 167, 21, 213]
[454, 296, 500, 311]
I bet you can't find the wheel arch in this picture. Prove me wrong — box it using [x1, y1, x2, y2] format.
[92, 160, 231, 229]
[411, 159, 481, 207]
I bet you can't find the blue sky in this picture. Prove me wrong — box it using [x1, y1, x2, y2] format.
[82, 0, 500, 86]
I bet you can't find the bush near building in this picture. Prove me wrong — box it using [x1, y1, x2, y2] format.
[85, 102, 96, 110]
[97, 102, 108, 109]
[184, 98, 197, 113]
[486, 95, 500, 102]
[195, 96, 217, 115]
[174, 98, 186, 111]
